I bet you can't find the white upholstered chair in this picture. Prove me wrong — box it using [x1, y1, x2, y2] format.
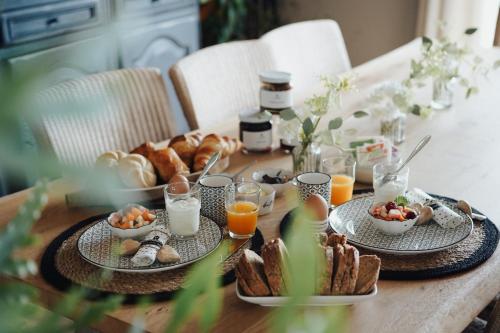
[170, 20, 351, 129]
[34, 68, 177, 167]
[260, 19, 351, 104]
[169, 40, 274, 130]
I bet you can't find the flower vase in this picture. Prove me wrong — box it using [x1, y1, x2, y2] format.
[379, 111, 407, 145]
[292, 142, 321, 174]
[431, 77, 454, 110]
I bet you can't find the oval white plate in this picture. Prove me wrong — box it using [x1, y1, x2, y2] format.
[329, 195, 473, 255]
[236, 283, 377, 307]
[77, 208, 223, 273]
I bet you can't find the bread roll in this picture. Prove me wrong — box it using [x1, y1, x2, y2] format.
[95, 151, 128, 169]
[117, 154, 157, 188]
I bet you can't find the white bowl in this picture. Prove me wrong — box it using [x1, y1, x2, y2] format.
[107, 204, 158, 239]
[252, 168, 293, 196]
[368, 211, 418, 235]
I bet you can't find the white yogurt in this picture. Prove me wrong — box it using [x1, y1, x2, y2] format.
[166, 197, 201, 237]
[373, 180, 407, 204]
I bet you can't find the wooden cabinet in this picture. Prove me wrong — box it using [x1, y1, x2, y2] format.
[119, 13, 199, 133]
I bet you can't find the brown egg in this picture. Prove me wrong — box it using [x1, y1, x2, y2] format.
[168, 174, 190, 194]
[304, 194, 329, 221]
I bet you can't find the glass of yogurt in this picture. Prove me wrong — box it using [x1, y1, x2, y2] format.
[164, 182, 201, 239]
[373, 161, 409, 204]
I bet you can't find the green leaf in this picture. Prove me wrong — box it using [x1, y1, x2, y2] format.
[410, 104, 421, 116]
[465, 27, 478, 35]
[302, 117, 314, 136]
[353, 110, 369, 118]
[328, 117, 343, 130]
[466, 87, 479, 99]
[395, 195, 409, 206]
[422, 36, 432, 49]
[493, 59, 500, 70]
[280, 108, 297, 121]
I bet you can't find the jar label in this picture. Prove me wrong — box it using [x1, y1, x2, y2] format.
[260, 89, 292, 109]
[242, 129, 273, 150]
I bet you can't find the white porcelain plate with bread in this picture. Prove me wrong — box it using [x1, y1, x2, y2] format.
[235, 234, 380, 307]
[330, 195, 473, 255]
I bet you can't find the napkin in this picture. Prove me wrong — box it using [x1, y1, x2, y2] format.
[131, 227, 170, 267]
[406, 188, 464, 229]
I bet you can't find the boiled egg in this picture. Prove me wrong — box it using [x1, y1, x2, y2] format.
[304, 194, 329, 221]
[168, 174, 190, 194]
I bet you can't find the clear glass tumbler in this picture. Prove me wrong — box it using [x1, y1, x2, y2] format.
[225, 181, 260, 239]
[164, 182, 201, 239]
[372, 162, 409, 204]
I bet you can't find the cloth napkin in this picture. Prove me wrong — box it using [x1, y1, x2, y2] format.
[131, 227, 169, 267]
[406, 188, 464, 229]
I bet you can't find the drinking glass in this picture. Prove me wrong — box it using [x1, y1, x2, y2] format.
[225, 181, 260, 239]
[322, 154, 356, 206]
[372, 161, 409, 204]
[164, 182, 201, 239]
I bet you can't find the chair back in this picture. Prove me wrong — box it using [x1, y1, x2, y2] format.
[260, 20, 351, 103]
[35, 68, 176, 167]
[169, 40, 274, 129]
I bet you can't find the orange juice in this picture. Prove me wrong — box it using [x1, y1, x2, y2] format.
[226, 201, 258, 237]
[331, 174, 354, 206]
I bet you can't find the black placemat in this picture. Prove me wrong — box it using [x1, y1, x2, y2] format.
[40, 205, 264, 304]
[279, 189, 499, 280]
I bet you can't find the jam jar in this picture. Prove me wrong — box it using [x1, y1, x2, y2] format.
[239, 111, 273, 154]
[259, 70, 293, 113]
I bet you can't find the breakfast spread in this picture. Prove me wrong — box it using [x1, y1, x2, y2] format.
[236, 233, 381, 297]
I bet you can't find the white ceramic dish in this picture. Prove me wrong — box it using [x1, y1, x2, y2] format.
[330, 195, 473, 255]
[252, 168, 293, 196]
[107, 204, 158, 239]
[258, 184, 276, 216]
[236, 284, 377, 307]
[367, 211, 418, 235]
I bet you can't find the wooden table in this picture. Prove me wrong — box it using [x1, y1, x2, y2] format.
[2, 40, 500, 333]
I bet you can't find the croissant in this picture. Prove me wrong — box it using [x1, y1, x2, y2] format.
[222, 136, 242, 157]
[168, 134, 201, 169]
[130, 142, 155, 157]
[147, 147, 189, 182]
[193, 134, 227, 172]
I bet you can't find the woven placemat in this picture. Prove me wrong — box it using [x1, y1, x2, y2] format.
[280, 190, 499, 280]
[41, 211, 264, 304]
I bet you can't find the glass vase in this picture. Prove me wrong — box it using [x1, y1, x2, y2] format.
[431, 77, 454, 110]
[292, 142, 321, 174]
[379, 111, 406, 145]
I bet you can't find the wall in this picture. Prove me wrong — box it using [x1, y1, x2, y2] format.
[279, 0, 420, 66]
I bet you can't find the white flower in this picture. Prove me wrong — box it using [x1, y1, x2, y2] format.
[366, 81, 413, 118]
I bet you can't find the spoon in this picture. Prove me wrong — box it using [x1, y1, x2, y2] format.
[195, 151, 221, 185]
[380, 135, 431, 186]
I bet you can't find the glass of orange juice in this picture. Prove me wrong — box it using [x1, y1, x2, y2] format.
[322, 154, 356, 206]
[225, 182, 260, 239]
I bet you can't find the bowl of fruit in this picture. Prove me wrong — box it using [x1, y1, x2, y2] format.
[368, 196, 419, 235]
[107, 204, 157, 239]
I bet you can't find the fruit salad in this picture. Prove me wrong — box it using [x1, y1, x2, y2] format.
[108, 204, 156, 229]
[370, 199, 417, 222]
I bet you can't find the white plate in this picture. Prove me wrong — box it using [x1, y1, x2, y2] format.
[236, 283, 377, 307]
[330, 195, 473, 255]
[77, 208, 223, 273]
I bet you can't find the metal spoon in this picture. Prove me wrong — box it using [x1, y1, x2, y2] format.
[380, 135, 431, 186]
[195, 151, 221, 186]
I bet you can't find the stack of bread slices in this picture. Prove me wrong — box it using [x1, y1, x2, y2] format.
[235, 233, 381, 297]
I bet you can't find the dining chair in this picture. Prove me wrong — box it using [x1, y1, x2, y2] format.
[34, 68, 177, 167]
[169, 40, 274, 130]
[260, 19, 352, 103]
